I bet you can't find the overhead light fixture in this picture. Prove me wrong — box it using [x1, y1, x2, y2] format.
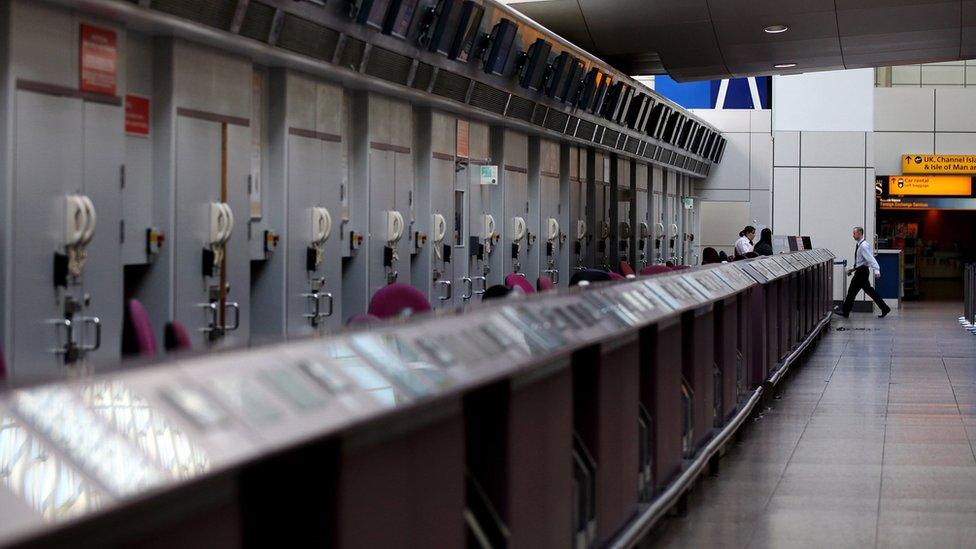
[764, 24, 789, 34]
[774, 63, 797, 69]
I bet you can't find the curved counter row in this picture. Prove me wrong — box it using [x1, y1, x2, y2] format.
[0, 250, 834, 548]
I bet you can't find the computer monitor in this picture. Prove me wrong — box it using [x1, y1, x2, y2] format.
[519, 38, 551, 91]
[625, 93, 649, 130]
[483, 19, 518, 76]
[545, 52, 572, 100]
[602, 81, 625, 121]
[354, 0, 393, 28]
[788, 236, 800, 252]
[801, 236, 813, 250]
[383, 0, 421, 38]
[447, 1, 484, 61]
[428, 0, 464, 56]
[559, 57, 584, 103]
[590, 73, 610, 114]
[578, 68, 600, 110]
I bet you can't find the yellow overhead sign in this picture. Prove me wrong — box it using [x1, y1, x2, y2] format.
[887, 175, 972, 196]
[902, 154, 976, 174]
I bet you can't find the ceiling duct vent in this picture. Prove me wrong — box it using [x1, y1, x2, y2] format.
[238, 1, 276, 42]
[338, 37, 367, 71]
[506, 95, 535, 123]
[601, 128, 620, 148]
[278, 14, 340, 62]
[575, 119, 596, 141]
[412, 63, 434, 91]
[643, 144, 657, 159]
[564, 116, 580, 136]
[432, 70, 471, 103]
[469, 82, 509, 115]
[532, 105, 549, 126]
[365, 46, 413, 86]
[545, 110, 569, 133]
[151, 0, 236, 30]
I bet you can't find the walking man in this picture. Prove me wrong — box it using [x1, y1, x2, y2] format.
[834, 226, 891, 318]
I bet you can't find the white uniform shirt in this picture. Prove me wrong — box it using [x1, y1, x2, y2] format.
[734, 235, 753, 256]
[854, 238, 881, 274]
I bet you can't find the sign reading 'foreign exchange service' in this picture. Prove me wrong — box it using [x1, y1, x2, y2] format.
[902, 154, 976, 174]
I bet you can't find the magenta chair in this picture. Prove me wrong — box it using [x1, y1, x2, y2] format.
[608, 271, 625, 281]
[505, 273, 535, 294]
[619, 261, 636, 277]
[0, 345, 5, 381]
[122, 299, 158, 357]
[672, 264, 691, 271]
[640, 264, 672, 276]
[537, 276, 556, 291]
[368, 283, 432, 319]
[164, 321, 193, 352]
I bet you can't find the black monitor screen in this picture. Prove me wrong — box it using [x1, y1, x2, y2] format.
[678, 120, 694, 148]
[448, 1, 484, 61]
[714, 138, 727, 162]
[616, 86, 634, 124]
[546, 52, 571, 100]
[483, 19, 518, 76]
[356, 0, 392, 28]
[801, 236, 813, 250]
[429, 0, 464, 56]
[691, 126, 705, 153]
[384, 0, 421, 38]
[647, 104, 666, 137]
[625, 93, 648, 130]
[519, 38, 551, 91]
[662, 112, 680, 143]
[578, 68, 600, 110]
[602, 81, 624, 120]
[561, 58, 584, 103]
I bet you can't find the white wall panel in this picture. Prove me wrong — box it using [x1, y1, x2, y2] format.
[750, 133, 772, 189]
[800, 131, 867, 167]
[773, 131, 800, 167]
[874, 88, 934, 131]
[699, 201, 749, 251]
[772, 167, 799, 235]
[890, 65, 921, 86]
[921, 65, 965, 86]
[773, 69, 874, 132]
[689, 109, 751, 133]
[935, 88, 976, 132]
[800, 167, 866, 298]
[695, 188, 750, 201]
[750, 109, 772, 133]
[873, 132, 935, 175]
[935, 132, 976, 154]
[749, 190, 771, 229]
[702, 132, 750, 190]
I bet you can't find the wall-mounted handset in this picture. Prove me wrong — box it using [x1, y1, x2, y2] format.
[576, 219, 587, 241]
[205, 202, 234, 277]
[600, 220, 610, 240]
[619, 221, 632, 240]
[481, 214, 496, 240]
[639, 221, 650, 240]
[510, 216, 527, 242]
[385, 210, 405, 244]
[308, 207, 332, 270]
[431, 212, 447, 260]
[547, 218, 560, 242]
[63, 194, 97, 278]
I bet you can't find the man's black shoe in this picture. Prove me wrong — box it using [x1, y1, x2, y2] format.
[833, 306, 849, 318]
[879, 308, 891, 318]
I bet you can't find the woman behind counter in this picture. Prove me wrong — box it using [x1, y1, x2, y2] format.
[754, 228, 774, 256]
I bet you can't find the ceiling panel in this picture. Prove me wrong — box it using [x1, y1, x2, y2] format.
[507, 0, 971, 81]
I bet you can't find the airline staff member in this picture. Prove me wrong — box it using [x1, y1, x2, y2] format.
[835, 226, 891, 318]
[734, 226, 755, 258]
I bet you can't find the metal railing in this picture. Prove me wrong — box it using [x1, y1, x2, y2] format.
[961, 263, 976, 334]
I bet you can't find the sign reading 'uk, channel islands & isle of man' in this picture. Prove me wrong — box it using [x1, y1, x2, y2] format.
[902, 154, 976, 174]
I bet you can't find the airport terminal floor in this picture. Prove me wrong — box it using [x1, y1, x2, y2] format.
[649, 302, 976, 548]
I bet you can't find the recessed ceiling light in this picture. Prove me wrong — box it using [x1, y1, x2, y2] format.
[774, 63, 798, 69]
[764, 24, 789, 34]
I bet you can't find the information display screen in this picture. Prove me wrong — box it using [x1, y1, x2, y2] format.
[483, 19, 517, 76]
[448, 1, 484, 61]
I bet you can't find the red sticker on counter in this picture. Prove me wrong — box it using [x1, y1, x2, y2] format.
[125, 95, 150, 136]
[79, 24, 117, 96]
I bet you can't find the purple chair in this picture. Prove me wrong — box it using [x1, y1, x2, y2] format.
[537, 276, 556, 291]
[0, 345, 5, 381]
[619, 261, 636, 277]
[347, 313, 381, 326]
[164, 321, 193, 352]
[505, 273, 535, 294]
[368, 283, 432, 319]
[608, 271, 625, 281]
[640, 264, 672, 276]
[672, 264, 691, 271]
[122, 299, 158, 357]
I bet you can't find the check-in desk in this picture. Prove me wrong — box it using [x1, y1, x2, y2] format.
[0, 251, 835, 548]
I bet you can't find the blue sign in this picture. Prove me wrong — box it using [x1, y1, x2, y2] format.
[655, 75, 771, 110]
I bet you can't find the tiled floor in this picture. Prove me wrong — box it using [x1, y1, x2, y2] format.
[647, 302, 976, 549]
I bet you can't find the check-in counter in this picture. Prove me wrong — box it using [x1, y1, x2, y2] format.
[0, 251, 835, 548]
